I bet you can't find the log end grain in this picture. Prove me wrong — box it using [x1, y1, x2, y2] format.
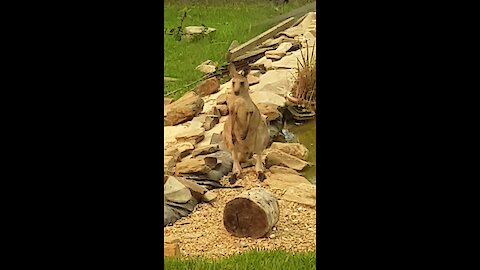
[223, 188, 279, 239]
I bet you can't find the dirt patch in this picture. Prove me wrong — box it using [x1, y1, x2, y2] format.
[164, 167, 316, 258]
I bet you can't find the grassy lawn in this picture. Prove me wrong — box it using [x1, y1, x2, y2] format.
[164, 249, 316, 270]
[164, 0, 315, 99]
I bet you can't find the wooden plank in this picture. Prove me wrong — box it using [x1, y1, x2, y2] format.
[232, 47, 272, 62]
[227, 17, 295, 61]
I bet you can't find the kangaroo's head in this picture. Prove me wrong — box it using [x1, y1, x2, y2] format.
[229, 63, 250, 96]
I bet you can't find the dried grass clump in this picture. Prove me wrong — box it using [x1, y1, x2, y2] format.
[290, 42, 316, 112]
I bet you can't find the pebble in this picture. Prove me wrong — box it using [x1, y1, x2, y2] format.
[269, 234, 276, 239]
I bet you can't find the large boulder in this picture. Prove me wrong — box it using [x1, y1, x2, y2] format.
[282, 183, 316, 207]
[270, 142, 309, 160]
[195, 77, 220, 96]
[164, 91, 204, 126]
[265, 148, 309, 171]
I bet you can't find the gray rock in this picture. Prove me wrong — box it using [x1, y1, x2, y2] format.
[164, 176, 192, 203]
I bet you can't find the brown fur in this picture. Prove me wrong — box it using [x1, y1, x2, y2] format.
[222, 63, 270, 182]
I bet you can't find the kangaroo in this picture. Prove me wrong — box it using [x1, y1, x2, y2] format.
[222, 63, 270, 183]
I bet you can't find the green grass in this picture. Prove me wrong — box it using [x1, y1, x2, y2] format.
[164, 249, 316, 270]
[164, 0, 315, 99]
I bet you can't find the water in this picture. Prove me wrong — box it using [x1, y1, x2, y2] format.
[286, 118, 316, 184]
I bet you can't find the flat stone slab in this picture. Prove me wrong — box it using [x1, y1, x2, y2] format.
[282, 183, 316, 207]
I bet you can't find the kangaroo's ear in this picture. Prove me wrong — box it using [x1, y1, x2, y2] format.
[243, 66, 251, 77]
[228, 63, 238, 78]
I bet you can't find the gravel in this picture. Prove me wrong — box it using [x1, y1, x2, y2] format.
[164, 167, 316, 258]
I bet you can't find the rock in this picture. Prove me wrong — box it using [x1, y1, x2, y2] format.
[256, 103, 282, 122]
[268, 165, 300, 175]
[166, 196, 198, 213]
[164, 97, 173, 105]
[164, 236, 180, 244]
[216, 93, 227, 105]
[261, 35, 298, 47]
[265, 149, 309, 171]
[195, 121, 225, 148]
[202, 190, 217, 202]
[191, 144, 219, 157]
[164, 117, 204, 148]
[210, 133, 222, 144]
[175, 128, 205, 144]
[265, 172, 311, 190]
[165, 91, 204, 126]
[164, 205, 181, 226]
[196, 60, 217, 74]
[247, 74, 260, 85]
[175, 156, 217, 174]
[185, 26, 216, 35]
[165, 142, 195, 161]
[164, 156, 176, 175]
[164, 242, 180, 257]
[270, 142, 309, 160]
[164, 176, 193, 203]
[164, 77, 179, 82]
[282, 183, 316, 207]
[208, 105, 222, 117]
[267, 54, 282, 60]
[216, 104, 229, 116]
[175, 177, 208, 201]
[203, 115, 219, 131]
[250, 91, 286, 107]
[265, 42, 293, 59]
[250, 70, 262, 77]
[250, 69, 295, 97]
[264, 59, 274, 70]
[206, 150, 233, 176]
[195, 77, 220, 97]
[272, 47, 315, 69]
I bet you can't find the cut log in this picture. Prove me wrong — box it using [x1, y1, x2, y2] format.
[223, 188, 279, 238]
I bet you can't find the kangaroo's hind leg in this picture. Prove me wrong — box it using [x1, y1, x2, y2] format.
[255, 153, 266, 182]
[230, 150, 242, 184]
